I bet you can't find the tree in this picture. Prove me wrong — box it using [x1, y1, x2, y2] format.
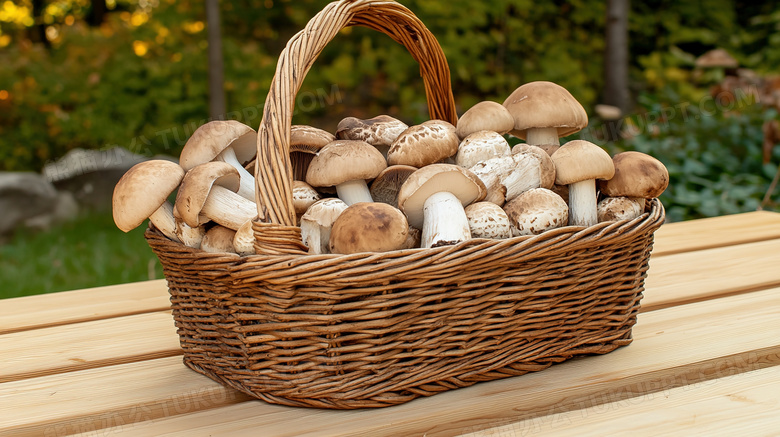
[205, 0, 226, 119]
[603, 0, 629, 140]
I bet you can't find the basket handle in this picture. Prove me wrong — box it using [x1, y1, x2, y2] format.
[252, 0, 457, 254]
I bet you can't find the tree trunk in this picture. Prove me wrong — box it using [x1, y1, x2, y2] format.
[206, 0, 226, 119]
[603, 0, 629, 141]
[31, 0, 51, 50]
[87, 0, 107, 27]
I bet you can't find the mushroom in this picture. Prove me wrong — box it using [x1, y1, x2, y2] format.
[112, 159, 203, 246]
[397, 164, 486, 248]
[369, 165, 418, 208]
[597, 197, 645, 222]
[292, 180, 321, 219]
[300, 198, 348, 254]
[174, 161, 257, 231]
[503, 188, 569, 236]
[290, 125, 335, 181]
[550, 140, 615, 227]
[502, 81, 588, 146]
[455, 101, 515, 139]
[200, 225, 237, 254]
[464, 202, 512, 239]
[469, 151, 555, 206]
[336, 115, 409, 157]
[328, 202, 409, 254]
[179, 120, 258, 201]
[387, 120, 459, 168]
[695, 48, 738, 70]
[598, 151, 669, 210]
[456, 130, 511, 169]
[305, 140, 387, 206]
[232, 220, 255, 256]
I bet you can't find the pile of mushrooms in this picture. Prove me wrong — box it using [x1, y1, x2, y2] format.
[113, 81, 669, 256]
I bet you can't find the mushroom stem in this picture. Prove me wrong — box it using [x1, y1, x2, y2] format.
[175, 219, 205, 248]
[335, 179, 374, 205]
[421, 191, 472, 248]
[201, 185, 258, 230]
[526, 127, 559, 146]
[217, 148, 256, 201]
[148, 202, 181, 243]
[567, 179, 598, 227]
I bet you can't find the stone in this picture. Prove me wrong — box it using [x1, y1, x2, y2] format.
[0, 172, 59, 234]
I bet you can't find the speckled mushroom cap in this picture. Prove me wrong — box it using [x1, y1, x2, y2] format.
[455, 101, 515, 139]
[503, 188, 569, 236]
[336, 115, 409, 148]
[305, 140, 387, 188]
[179, 120, 257, 170]
[598, 151, 669, 199]
[464, 202, 512, 239]
[597, 196, 645, 222]
[387, 120, 459, 167]
[112, 160, 185, 232]
[292, 180, 321, 215]
[456, 130, 511, 169]
[552, 140, 615, 185]
[329, 202, 409, 254]
[174, 161, 240, 227]
[397, 164, 486, 228]
[502, 81, 588, 140]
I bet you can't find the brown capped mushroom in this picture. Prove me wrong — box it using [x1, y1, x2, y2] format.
[504, 188, 569, 236]
[369, 165, 418, 208]
[292, 180, 321, 217]
[456, 130, 511, 169]
[336, 115, 408, 157]
[397, 164, 486, 248]
[200, 225, 237, 254]
[551, 140, 615, 227]
[598, 151, 669, 210]
[387, 120, 459, 168]
[329, 202, 409, 254]
[290, 125, 335, 181]
[305, 140, 387, 206]
[597, 197, 645, 222]
[174, 161, 257, 230]
[113, 160, 203, 247]
[455, 101, 515, 139]
[232, 219, 255, 256]
[179, 120, 257, 201]
[503, 81, 588, 146]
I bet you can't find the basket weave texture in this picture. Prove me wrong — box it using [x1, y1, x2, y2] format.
[145, 0, 666, 409]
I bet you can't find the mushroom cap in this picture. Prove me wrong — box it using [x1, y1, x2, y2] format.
[464, 202, 512, 239]
[301, 198, 349, 227]
[290, 125, 335, 153]
[369, 164, 418, 208]
[200, 225, 237, 254]
[292, 180, 321, 215]
[398, 163, 486, 228]
[456, 130, 511, 169]
[597, 196, 644, 222]
[336, 115, 409, 148]
[551, 140, 615, 185]
[456, 101, 515, 139]
[503, 188, 569, 236]
[695, 48, 738, 69]
[232, 219, 255, 256]
[329, 202, 409, 254]
[387, 120, 459, 167]
[179, 120, 257, 170]
[305, 140, 387, 188]
[598, 151, 669, 198]
[174, 161, 241, 227]
[511, 143, 557, 190]
[113, 160, 185, 232]
[502, 81, 588, 140]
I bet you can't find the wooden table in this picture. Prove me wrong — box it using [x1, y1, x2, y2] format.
[2, 211, 780, 436]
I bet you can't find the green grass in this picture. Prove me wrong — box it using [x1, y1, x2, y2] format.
[0, 211, 164, 299]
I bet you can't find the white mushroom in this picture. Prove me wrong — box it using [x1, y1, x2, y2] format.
[300, 198, 348, 254]
[455, 130, 511, 169]
[464, 202, 512, 239]
[503, 188, 569, 236]
[305, 140, 387, 206]
[551, 140, 615, 227]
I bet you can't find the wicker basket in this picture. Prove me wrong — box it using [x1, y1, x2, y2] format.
[145, 0, 666, 409]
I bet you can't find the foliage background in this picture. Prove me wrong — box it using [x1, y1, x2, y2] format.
[1, 0, 780, 222]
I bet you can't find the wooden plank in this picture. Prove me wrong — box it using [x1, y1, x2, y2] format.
[463, 365, 780, 436]
[0, 311, 181, 383]
[651, 211, 780, 257]
[642, 239, 780, 312]
[62, 288, 780, 437]
[0, 356, 252, 437]
[0, 280, 170, 335]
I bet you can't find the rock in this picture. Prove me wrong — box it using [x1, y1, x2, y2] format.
[24, 190, 80, 231]
[0, 172, 59, 234]
[42, 147, 175, 211]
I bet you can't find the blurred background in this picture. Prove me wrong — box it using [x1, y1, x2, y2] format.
[1, 0, 779, 298]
